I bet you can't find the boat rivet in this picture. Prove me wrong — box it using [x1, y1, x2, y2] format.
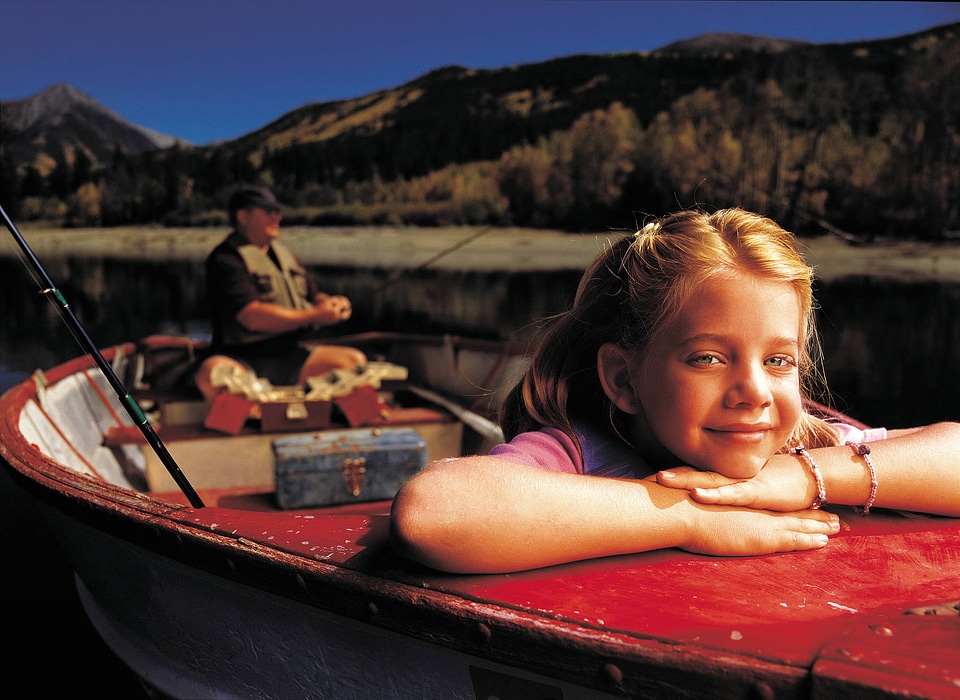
[872, 626, 894, 637]
[601, 663, 623, 687]
[368, 602, 379, 616]
[751, 681, 775, 700]
[476, 622, 492, 642]
[295, 574, 307, 590]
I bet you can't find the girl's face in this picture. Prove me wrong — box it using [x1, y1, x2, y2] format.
[626, 271, 803, 479]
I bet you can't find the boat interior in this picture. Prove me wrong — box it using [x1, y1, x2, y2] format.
[16, 333, 527, 513]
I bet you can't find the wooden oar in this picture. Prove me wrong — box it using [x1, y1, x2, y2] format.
[0, 204, 205, 508]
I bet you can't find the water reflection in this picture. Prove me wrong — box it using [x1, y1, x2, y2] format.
[1, 255, 956, 428]
[816, 278, 959, 427]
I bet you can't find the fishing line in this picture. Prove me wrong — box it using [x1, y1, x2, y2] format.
[373, 226, 494, 296]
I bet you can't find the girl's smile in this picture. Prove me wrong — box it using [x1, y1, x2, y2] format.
[706, 423, 772, 442]
[623, 270, 803, 478]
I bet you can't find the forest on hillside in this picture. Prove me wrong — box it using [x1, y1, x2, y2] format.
[2, 24, 958, 240]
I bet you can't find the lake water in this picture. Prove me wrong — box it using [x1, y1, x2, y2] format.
[0, 237, 958, 696]
[2, 252, 958, 427]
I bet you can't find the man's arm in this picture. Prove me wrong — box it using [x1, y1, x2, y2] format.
[235, 295, 352, 334]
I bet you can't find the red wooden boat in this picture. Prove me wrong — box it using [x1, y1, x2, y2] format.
[1, 332, 958, 699]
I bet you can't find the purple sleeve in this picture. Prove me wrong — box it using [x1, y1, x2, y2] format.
[831, 423, 888, 444]
[488, 428, 584, 474]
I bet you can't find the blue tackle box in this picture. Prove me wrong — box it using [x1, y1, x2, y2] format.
[272, 427, 427, 509]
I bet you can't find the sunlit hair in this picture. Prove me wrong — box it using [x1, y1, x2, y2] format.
[501, 207, 839, 456]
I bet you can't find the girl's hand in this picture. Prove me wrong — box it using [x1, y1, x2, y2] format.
[657, 454, 817, 512]
[683, 504, 839, 556]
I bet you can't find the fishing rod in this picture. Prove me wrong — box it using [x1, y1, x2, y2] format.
[0, 204, 205, 508]
[374, 225, 494, 295]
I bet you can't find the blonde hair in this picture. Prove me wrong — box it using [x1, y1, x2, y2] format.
[501, 207, 839, 453]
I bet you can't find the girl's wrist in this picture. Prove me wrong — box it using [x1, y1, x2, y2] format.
[845, 442, 877, 514]
[806, 445, 876, 510]
[649, 483, 703, 550]
[791, 446, 826, 509]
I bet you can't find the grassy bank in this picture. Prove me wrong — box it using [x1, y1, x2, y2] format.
[3, 225, 959, 282]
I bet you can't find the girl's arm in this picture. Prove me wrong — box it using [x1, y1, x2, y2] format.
[390, 455, 839, 573]
[658, 422, 960, 517]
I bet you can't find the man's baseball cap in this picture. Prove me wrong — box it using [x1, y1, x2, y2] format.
[228, 185, 288, 213]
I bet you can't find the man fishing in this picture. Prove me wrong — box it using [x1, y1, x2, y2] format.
[195, 185, 365, 403]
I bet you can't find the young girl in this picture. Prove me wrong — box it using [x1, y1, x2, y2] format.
[390, 208, 960, 574]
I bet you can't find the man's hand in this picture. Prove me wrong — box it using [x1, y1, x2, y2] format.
[312, 294, 352, 324]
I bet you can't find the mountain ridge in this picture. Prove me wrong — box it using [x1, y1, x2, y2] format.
[1, 23, 957, 237]
[654, 32, 809, 54]
[1, 83, 182, 176]
[0, 29, 856, 172]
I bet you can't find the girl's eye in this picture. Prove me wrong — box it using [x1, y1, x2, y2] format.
[690, 354, 719, 366]
[765, 356, 797, 368]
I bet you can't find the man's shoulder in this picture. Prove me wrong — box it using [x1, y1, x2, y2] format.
[206, 236, 251, 283]
[207, 231, 244, 260]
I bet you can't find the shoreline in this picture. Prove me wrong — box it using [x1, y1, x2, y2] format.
[3, 225, 959, 283]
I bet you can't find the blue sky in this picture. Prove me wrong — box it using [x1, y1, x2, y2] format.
[4, 1, 959, 145]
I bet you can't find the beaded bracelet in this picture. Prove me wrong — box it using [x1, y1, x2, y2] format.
[846, 441, 878, 515]
[791, 446, 826, 509]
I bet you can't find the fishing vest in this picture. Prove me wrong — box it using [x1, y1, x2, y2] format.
[221, 239, 314, 346]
